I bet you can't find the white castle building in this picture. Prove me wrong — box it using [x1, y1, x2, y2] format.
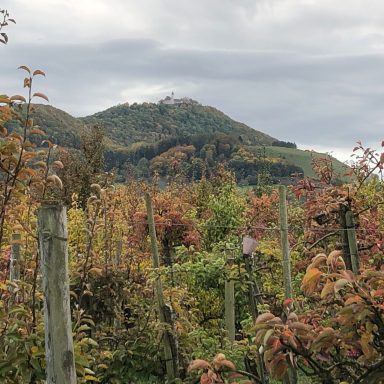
[158, 92, 199, 106]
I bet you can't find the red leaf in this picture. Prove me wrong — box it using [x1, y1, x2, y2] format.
[283, 298, 294, 307]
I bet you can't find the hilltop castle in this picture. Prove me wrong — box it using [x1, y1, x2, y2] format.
[158, 92, 199, 106]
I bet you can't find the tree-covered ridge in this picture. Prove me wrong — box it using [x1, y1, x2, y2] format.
[6, 101, 347, 184]
[81, 102, 276, 147]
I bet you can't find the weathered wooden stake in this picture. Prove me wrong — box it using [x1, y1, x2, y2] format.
[224, 251, 235, 342]
[279, 185, 293, 300]
[345, 210, 359, 274]
[279, 186, 297, 384]
[113, 238, 122, 267]
[145, 193, 178, 381]
[339, 204, 353, 270]
[113, 238, 123, 330]
[9, 233, 21, 282]
[38, 205, 76, 384]
[243, 254, 259, 321]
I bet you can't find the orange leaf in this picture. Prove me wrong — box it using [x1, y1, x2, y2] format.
[269, 354, 288, 379]
[30, 128, 46, 135]
[32, 92, 49, 102]
[10, 95, 26, 103]
[308, 253, 327, 270]
[0, 96, 10, 103]
[33, 69, 46, 77]
[345, 295, 363, 305]
[200, 373, 212, 384]
[282, 328, 294, 338]
[326, 250, 344, 270]
[18, 65, 31, 74]
[255, 312, 275, 324]
[188, 359, 211, 372]
[301, 267, 322, 296]
[360, 333, 374, 359]
[373, 288, 384, 298]
[218, 359, 236, 371]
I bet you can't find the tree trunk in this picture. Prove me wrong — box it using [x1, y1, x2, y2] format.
[38, 205, 76, 384]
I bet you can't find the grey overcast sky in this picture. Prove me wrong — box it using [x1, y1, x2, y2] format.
[2, 0, 384, 161]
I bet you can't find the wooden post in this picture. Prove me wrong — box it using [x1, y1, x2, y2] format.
[145, 193, 178, 381]
[279, 186, 297, 384]
[242, 236, 267, 384]
[279, 185, 293, 300]
[9, 233, 21, 281]
[339, 204, 353, 270]
[243, 254, 259, 321]
[38, 205, 76, 384]
[225, 250, 235, 342]
[113, 238, 122, 267]
[113, 238, 123, 330]
[345, 210, 359, 274]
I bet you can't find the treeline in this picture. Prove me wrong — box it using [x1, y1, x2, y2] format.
[5, 102, 302, 186]
[104, 132, 303, 185]
[271, 140, 297, 149]
[82, 102, 274, 147]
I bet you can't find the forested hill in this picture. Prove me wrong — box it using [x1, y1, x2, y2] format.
[80, 102, 276, 147]
[7, 101, 347, 184]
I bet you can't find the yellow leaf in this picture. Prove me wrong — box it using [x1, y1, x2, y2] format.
[31, 346, 38, 354]
[88, 267, 103, 276]
[321, 281, 335, 299]
[334, 278, 350, 293]
[52, 160, 64, 169]
[34, 161, 47, 169]
[47, 174, 63, 189]
[84, 375, 100, 382]
[301, 268, 322, 296]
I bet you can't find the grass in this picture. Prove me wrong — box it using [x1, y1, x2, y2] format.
[264, 146, 349, 180]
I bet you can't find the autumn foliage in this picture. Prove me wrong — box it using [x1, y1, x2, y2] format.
[1, 28, 384, 383]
